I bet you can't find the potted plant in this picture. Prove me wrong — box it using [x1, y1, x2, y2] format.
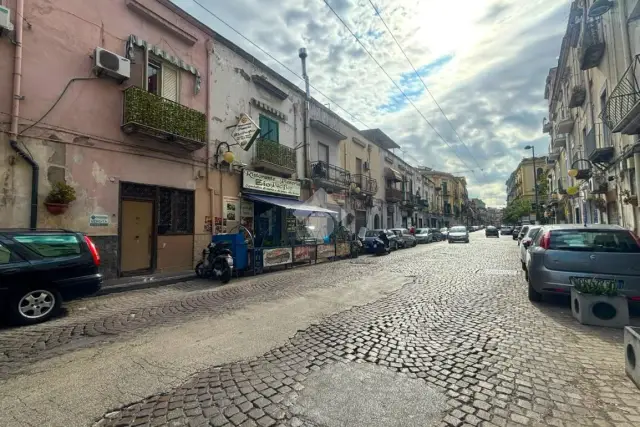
[571, 279, 629, 328]
[625, 326, 640, 390]
[622, 190, 638, 206]
[44, 182, 77, 215]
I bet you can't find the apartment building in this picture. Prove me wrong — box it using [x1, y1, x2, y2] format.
[542, 0, 640, 231]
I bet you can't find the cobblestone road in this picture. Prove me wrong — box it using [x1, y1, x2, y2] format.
[2, 233, 640, 427]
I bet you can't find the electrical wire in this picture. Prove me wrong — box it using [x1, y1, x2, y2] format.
[322, 0, 477, 175]
[367, 0, 487, 177]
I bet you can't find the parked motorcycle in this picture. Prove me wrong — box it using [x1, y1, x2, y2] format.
[195, 241, 234, 284]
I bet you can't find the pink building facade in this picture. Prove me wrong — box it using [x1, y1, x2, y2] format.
[0, 0, 214, 278]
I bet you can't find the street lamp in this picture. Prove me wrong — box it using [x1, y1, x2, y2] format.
[524, 145, 540, 225]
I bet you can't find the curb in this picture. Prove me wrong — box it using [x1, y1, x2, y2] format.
[96, 274, 198, 296]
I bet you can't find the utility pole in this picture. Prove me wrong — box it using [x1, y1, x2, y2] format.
[525, 145, 540, 225]
[299, 48, 310, 182]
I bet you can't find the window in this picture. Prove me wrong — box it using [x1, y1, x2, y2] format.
[318, 142, 329, 164]
[600, 90, 610, 146]
[549, 230, 640, 253]
[259, 115, 279, 143]
[630, 168, 636, 195]
[158, 188, 195, 235]
[0, 243, 17, 264]
[147, 60, 161, 95]
[442, 182, 448, 194]
[13, 234, 81, 258]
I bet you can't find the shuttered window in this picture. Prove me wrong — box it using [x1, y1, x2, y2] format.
[161, 65, 179, 102]
[259, 115, 279, 143]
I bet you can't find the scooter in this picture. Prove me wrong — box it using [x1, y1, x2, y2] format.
[195, 241, 234, 284]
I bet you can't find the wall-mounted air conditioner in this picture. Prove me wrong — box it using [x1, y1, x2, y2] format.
[93, 47, 130, 83]
[0, 6, 14, 34]
[363, 161, 370, 171]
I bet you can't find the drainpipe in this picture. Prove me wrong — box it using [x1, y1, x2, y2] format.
[206, 39, 214, 232]
[9, 0, 37, 229]
[299, 48, 310, 183]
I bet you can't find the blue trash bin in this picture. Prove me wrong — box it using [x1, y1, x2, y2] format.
[212, 233, 248, 271]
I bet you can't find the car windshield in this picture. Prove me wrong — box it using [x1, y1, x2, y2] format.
[486, 226, 496, 230]
[416, 229, 429, 234]
[440, 228, 448, 232]
[450, 226, 466, 232]
[391, 230, 402, 236]
[548, 229, 640, 253]
[365, 230, 381, 237]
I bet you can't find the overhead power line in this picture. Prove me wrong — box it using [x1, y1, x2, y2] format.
[322, 0, 477, 175]
[367, 0, 487, 177]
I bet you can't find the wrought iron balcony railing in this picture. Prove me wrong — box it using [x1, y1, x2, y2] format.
[122, 86, 206, 151]
[351, 174, 378, 195]
[254, 139, 297, 172]
[603, 55, 640, 135]
[579, 19, 605, 71]
[309, 161, 350, 189]
[385, 187, 403, 202]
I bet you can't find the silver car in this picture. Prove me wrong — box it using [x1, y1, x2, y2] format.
[526, 224, 640, 302]
[447, 226, 469, 243]
[414, 228, 433, 244]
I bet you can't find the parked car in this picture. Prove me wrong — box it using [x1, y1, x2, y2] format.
[500, 226, 513, 235]
[485, 226, 499, 238]
[440, 227, 449, 239]
[0, 229, 103, 325]
[414, 228, 433, 244]
[519, 226, 542, 269]
[516, 225, 530, 245]
[448, 226, 470, 243]
[512, 226, 522, 240]
[430, 228, 445, 242]
[367, 229, 400, 251]
[391, 228, 417, 248]
[526, 224, 640, 303]
[362, 229, 392, 255]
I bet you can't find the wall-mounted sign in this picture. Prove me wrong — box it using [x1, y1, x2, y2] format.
[294, 245, 311, 261]
[223, 196, 240, 221]
[89, 214, 109, 227]
[243, 170, 301, 197]
[317, 244, 335, 259]
[263, 247, 292, 267]
[240, 200, 254, 218]
[231, 114, 260, 151]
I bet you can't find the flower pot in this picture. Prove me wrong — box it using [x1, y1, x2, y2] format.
[44, 202, 69, 215]
[571, 288, 629, 328]
[625, 326, 640, 390]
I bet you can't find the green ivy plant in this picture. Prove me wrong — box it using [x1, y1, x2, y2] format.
[256, 139, 297, 170]
[574, 279, 619, 297]
[45, 182, 77, 205]
[123, 86, 206, 143]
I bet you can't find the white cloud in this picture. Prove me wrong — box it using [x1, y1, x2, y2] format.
[173, 0, 569, 206]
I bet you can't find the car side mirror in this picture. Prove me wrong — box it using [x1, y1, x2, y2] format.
[523, 239, 531, 248]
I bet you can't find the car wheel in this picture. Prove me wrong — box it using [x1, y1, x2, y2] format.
[195, 261, 205, 278]
[521, 260, 526, 271]
[8, 288, 62, 325]
[528, 282, 542, 302]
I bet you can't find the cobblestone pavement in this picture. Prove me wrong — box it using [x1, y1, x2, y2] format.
[86, 234, 640, 427]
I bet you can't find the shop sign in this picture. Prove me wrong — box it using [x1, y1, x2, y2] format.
[294, 245, 311, 261]
[263, 247, 292, 267]
[240, 200, 254, 218]
[89, 214, 109, 227]
[317, 244, 335, 259]
[231, 114, 260, 151]
[243, 170, 301, 197]
[223, 196, 240, 221]
[336, 242, 350, 257]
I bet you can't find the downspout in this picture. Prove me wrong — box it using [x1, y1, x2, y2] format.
[299, 48, 310, 188]
[206, 39, 214, 233]
[9, 0, 37, 229]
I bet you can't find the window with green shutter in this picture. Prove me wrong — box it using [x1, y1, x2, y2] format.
[259, 115, 279, 143]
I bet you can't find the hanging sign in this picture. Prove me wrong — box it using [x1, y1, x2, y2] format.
[231, 114, 260, 151]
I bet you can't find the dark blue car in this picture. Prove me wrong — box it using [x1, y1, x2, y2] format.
[362, 229, 399, 254]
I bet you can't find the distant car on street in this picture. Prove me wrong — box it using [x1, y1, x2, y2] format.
[519, 226, 542, 269]
[390, 228, 417, 248]
[366, 229, 400, 251]
[526, 224, 640, 303]
[448, 226, 470, 244]
[430, 228, 445, 241]
[0, 229, 103, 325]
[414, 228, 433, 244]
[500, 226, 513, 235]
[485, 226, 499, 238]
[516, 225, 530, 245]
[512, 226, 522, 240]
[440, 228, 449, 239]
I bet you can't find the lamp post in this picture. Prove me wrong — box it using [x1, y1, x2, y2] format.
[524, 145, 540, 225]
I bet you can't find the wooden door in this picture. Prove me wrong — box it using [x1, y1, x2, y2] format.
[121, 200, 153, 273]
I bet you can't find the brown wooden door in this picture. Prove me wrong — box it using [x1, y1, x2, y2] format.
[121, 200, 153, 273]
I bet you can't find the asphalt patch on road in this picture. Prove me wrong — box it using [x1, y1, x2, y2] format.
[292, 362, 447, 427]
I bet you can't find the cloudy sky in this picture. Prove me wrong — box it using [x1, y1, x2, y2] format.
[173, 0, 570, 207]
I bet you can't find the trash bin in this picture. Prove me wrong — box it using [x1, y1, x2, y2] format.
[212, 232, 248, 271]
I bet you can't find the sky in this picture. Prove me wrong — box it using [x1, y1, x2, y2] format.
[172, 0, 570, 207]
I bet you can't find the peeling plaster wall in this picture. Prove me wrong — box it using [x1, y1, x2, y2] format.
[209, 41, 305, 178]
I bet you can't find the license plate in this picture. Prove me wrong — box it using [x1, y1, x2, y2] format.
[570, 277, 624, 290]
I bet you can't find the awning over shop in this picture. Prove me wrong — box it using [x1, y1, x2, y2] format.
[244, 193, 338, 214]
[385, 167, 403, 182]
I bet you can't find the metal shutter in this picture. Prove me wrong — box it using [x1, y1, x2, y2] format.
[162, 65, 178, 102]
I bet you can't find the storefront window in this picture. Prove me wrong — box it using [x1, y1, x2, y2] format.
[158, 188, 194, 235]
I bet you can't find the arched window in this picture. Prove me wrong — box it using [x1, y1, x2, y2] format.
[537, 168, 544, 179]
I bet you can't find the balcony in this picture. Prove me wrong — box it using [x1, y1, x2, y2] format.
[542, 118, 552, 133]
[556, 117, 574, 134]
[253, 139, 297, 176]
[310, 161, 350, 191]
[552, 133, 567, 149]
[568, 84, 586, 108]
[579, 20, 605, 71]
[603, 55, 640, 134]
[385, 187, 403, 203]
[585, 123, 615, 166]
[351, 174, 378, 196]
[122, 86, 206, 151]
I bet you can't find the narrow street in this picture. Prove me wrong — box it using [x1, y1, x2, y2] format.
[1, 234, 639, 427]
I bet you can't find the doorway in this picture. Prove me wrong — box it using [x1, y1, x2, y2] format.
[374, 214, 380, 229]
[355, 210, 367, 233]
[121, 200, 154, 273]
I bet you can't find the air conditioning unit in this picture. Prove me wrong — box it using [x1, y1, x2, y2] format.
[0, 6, 14, 34]
[363, 161, 370, 171]
[589, 175, 608, 193]
[93, 47, 130, 83]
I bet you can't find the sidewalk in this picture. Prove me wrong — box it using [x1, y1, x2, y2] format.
[98, 270, 196, 296]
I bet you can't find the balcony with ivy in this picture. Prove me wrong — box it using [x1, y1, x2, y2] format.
[253, 139, 297, 177]
[122, 86, 206, 151]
